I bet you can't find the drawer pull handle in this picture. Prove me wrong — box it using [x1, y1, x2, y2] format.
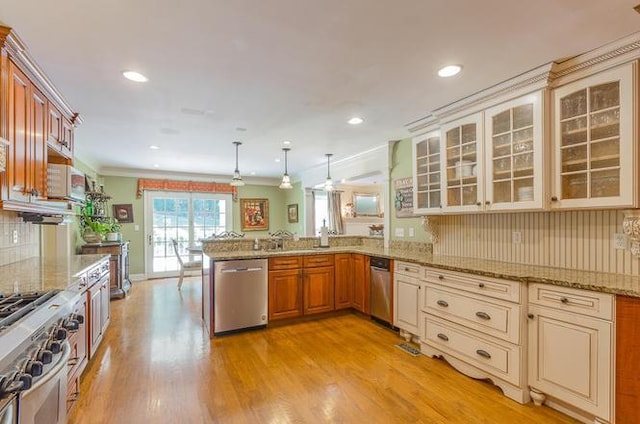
[475, 311, 491, 320]
[438, 275, 444, 280]
[476, 349, 491, 359]
[437, 333, 449, 341]
[560, 297, 569, 304]
[478, 283, 485, 288]
[436, 300, 449, 307]
[527, 313, 534, 319]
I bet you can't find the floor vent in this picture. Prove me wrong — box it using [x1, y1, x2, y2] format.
[396, 343, 421, 356]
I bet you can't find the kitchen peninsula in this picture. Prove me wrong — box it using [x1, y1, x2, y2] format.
[203, 235, 640, 424]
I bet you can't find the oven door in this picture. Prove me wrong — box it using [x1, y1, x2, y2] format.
[0, 395, 18, 424]
[18, 341, 70, 424]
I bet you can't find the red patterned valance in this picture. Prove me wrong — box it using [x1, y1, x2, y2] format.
[136, 178, 238, 201]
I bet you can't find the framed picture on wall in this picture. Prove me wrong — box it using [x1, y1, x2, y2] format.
[112, 204, 134, 223]
[240, 198, 269, 231]
[287, 204, 299, 223]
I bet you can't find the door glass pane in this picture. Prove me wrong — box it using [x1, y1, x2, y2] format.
[591, 169, 619, 198]
[560, 89, 587, 120]
[562, 173, 587, 199]
[513, 104, 533, 129]
[590, 82, 619, 112]
[415, 135, 440, 210]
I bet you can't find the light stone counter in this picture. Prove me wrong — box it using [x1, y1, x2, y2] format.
[204, 244, 640, 298]
[0, 254, 110, 295]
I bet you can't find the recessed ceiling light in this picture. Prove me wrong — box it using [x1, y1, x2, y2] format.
[236, 127, 247, 132]
[348, 117, 364, 125]
[275, 158, 281, 163]
[250, 171, 256, 175]
[438, 65, 462, 78]
[149, 145, 160, 150]
[122, 70, 148, 82]
[153, 164, 160, 168]
[283, 140, 292, 146]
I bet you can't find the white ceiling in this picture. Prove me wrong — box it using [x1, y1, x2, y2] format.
[1, 0, 639, 183]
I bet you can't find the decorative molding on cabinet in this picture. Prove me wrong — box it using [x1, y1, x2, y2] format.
[0, 24, 82, 125]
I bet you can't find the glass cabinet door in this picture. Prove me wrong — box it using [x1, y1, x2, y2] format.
[412, 131, 441, 214]
[553, 63, 634, 209]
[484, 91, 543, 210]
[442, 113, 482, 212]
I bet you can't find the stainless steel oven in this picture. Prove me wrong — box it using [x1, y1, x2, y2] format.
[18, 341, 70, 424]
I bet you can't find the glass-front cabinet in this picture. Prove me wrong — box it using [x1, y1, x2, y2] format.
[484, 91, 544, 211]
[441, 113, 483, 213]
[412, 130, 442, 214]
[552, 63, 635, 209]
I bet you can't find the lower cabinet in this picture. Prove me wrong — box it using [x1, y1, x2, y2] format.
[393, 261, 422, 337]
[303, 265, 334, 315]
[268, 269, 303, 320]
[88, 275, 111, 358]
[334, 253, 353, 310]
[616, 295, 640, 424]
[352, 254, 369, 313]
[527, 283, 613, 423]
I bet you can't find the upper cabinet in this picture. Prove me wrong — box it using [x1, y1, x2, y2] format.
[551, 63, 636, 210]
[441, 113, 483, 213]
[412, 131, 442, 214]
[484, 91, 545, 211]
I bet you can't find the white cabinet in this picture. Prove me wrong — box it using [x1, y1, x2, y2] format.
[412, 130, 442, 214]
[527, 283, 613, 423]
[393, 261, 422, 339]
[420, 267, 528, 403]
[551, 62, 637, 209]
[441, 113, 484, 213]
[484, 91, 546, 211]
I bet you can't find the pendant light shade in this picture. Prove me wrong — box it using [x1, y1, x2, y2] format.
[279, 147, 293, 189]
[324, 153, 334, 191]
[230, 141, 245, 187]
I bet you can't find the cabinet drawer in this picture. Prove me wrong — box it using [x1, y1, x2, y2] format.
[424, 285, 521, 344]
[269, 256, 303, 270]
[528, 283, 613, 320]
[423, 314, 521, 386]
[424, 267, 521, 303]
[395, 261, 423, 278]
[303, 254, 334, 268]
[66, 368, 81, 412]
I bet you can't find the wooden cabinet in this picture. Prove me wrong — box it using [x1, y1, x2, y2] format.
[88, 274, 111, 358]
[616, 295, 640, 424]
[484, 91, 545, 211]
[334, 253, 353, 310]
[527, 283, 613, 423]
[268, 268, 303, 320]
[352, 254, 368, 313]
[303, 265, 334, 315]
[47, 103, 73, 160]
[393, 261, 422, 337]
[81, 241, 131, 299]
[421, 268, 527, 404]
[441, 113, 483, 213]
[6, 60, 31, 204]
[412, 130, 442, 214]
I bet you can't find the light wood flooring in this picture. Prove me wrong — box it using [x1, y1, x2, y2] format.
[69, 276, 577, 424]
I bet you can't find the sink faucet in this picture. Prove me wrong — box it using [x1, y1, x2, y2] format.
[269, 238, 284, 251]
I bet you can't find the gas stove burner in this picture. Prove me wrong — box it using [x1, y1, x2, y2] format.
[0, 291, 60, 333]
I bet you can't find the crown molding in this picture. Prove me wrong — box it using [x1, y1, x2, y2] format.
[98, 166, 281, 186]
[0, 24, 81, 124]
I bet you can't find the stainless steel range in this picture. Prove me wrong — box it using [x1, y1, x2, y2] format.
[0, 289, 82, 424]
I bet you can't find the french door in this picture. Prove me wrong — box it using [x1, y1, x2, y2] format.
[144, 191, 232, 278]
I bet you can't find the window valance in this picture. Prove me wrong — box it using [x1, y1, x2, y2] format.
[136, 178, 238, 201]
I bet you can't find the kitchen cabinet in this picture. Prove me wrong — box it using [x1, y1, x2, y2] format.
[551, 62, 636, 209]
[81, 241, 131, 299]
[441, 113, 483, 213]
[47, 103, 73, 160]
[88, 273, 111, 358]
[527, 283, 613, 423]
[66, 293, 87, 413]
[268, 268, 303, 320]
[303, 265, 335, 315]
[393, 261, 422, 338]
[484, 91, 545, 211]
[352, 253, 369, 313]
[616, 295, 640, 424]
[412, 130, 442, 214]
[334, 253, 353, 310]
[421, 268, 527, 403]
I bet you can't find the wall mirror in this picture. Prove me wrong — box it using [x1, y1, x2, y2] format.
[353, 193, 379, 217]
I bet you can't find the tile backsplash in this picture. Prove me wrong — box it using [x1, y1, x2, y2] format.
[0, 210, 39, 266]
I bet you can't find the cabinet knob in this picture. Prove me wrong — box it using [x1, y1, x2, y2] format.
[485, 201, 491, 205]
[478, 283, 485, 288]
[560, 297, 569, 304]
[476, 202, 481, 206]
[438, 275, 444, 280]
[527, 313, 534, 319]
[551, 196, 558, 202]
[436, 300, 449, 307]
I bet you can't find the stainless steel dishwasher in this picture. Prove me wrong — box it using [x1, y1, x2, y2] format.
[370, 256, 391, 325]
[213, 258, 268, 335]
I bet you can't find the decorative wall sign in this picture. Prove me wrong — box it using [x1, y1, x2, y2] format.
[287, 203, 299, 223]
[240, 198, 269, 231]
[394, 177, 414, 218]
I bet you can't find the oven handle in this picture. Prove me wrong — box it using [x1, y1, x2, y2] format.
[21, 340, 70, 395]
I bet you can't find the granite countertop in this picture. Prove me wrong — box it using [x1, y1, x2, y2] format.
[205, 246, 640, 298]
[0, 254, 110, 295]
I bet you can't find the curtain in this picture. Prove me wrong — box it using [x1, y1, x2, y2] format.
[327, 191, 344, 234]
[136, 178, 237, 201]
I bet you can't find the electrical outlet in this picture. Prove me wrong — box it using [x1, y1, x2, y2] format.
[512, 231, 522, 244]
[12, 230, 18, 244]
[408, 227, 415, 237]
[395, 228, 405, 237]
[613, 233, 628, 250]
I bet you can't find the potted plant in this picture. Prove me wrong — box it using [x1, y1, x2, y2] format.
[81, 213, 111, 243]
[105, 218, 122, 242]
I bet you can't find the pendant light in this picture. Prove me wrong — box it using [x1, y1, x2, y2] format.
[324, 153, 334, 191]
[279, 147, 293, 189]
[229, 141, 245, 186]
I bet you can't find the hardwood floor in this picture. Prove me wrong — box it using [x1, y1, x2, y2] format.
[69, 276, 577, 424]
